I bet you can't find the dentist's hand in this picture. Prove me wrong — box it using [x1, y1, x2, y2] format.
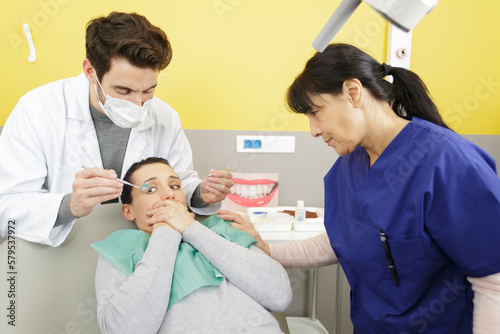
[217, 209, 271, 256]
[146, 200, 196, 235]
[70, 167, 123, 218]
[200, 169, 233, 203]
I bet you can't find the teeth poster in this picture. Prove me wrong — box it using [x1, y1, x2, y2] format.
[222, 173, 279, 211]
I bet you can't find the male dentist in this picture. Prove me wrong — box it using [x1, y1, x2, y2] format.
[0, 12, 233, 246]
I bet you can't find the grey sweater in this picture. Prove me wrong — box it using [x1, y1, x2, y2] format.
[95, 222, 292, 334]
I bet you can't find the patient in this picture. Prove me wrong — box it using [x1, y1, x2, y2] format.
[92, 157, 292, 334]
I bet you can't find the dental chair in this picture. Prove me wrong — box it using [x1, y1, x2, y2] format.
[0, 203, 290, 334]
[0, 203, 130, 333]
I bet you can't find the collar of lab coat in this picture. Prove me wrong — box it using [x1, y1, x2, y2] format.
[68, 73, 156, 131]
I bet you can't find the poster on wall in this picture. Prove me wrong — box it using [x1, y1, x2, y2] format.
[221, 172, 279, 212]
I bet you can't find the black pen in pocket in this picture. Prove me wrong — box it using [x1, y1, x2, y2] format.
[379, 228, 398, 286]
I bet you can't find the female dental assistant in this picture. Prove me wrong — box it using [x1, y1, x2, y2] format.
[228, 43, 500, 333]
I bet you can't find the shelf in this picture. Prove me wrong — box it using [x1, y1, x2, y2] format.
[286, 317, 329, 334]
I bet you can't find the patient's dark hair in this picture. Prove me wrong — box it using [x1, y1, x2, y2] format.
[121, 157, 171, 205]
[286, 43, 450, 129]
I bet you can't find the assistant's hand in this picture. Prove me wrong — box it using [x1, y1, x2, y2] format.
[146, 200, 196, 235]
[217, 209, 271, 256]
[70, 167, 123, 218]
[200, 169, 233, 204]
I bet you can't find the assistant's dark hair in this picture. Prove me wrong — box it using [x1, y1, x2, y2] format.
[86, 12, 172, 80]
[286, 43, 450, 129]
[121, 157, 171, 205]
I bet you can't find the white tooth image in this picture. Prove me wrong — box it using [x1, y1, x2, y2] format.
[262, 184, 269, 194]
[249, 185, 257, 198]
[235, 184, 241, 196]
[241, 186, 249, 198]
[257, 184, 263, 197]
[230, 186, 235, 194]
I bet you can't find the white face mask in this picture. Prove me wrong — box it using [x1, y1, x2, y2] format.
[94, 75, 152, 128]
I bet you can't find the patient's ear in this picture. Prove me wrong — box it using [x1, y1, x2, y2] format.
[122, 204, 135, 222]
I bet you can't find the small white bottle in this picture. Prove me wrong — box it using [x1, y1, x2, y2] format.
[295, 200, 306, 223]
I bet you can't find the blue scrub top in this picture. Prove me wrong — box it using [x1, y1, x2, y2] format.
[324, 117, 500, 333]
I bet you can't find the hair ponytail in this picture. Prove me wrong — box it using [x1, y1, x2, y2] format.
[389, 67, 450, 129]
[287, 43, 450, 130]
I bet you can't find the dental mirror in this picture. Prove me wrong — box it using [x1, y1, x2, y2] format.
[81, 165, 150, 192]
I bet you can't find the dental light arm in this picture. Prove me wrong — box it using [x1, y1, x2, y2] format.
[312, 0, 362, 52]
[312, 0, 438, 52]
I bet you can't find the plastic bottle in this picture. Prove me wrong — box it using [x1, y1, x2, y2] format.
[295, 200, 306, 223]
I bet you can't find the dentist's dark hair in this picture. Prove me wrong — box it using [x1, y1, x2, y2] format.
[286, 43, 450, 129]
[121, 157, 171, 205]
[86, 11, 172, 80]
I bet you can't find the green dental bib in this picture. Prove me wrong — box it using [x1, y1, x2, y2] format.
[91, 215, 256, 309]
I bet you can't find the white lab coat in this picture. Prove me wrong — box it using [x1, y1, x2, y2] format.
[0, 73, 218, 246]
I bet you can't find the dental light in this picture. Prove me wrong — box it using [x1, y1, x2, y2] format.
[312, 0, 438, 52]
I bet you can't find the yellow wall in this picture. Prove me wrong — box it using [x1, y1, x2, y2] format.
[412, 1, 500, 135]
[1, 1, 499, 134]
